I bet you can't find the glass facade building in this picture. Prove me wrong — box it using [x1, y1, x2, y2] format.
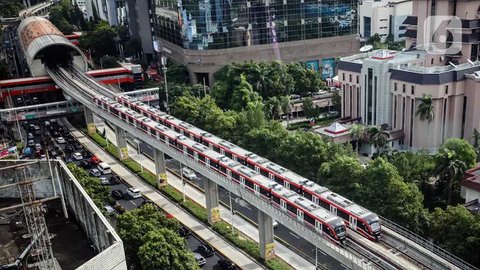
[153, 0, 358, 50]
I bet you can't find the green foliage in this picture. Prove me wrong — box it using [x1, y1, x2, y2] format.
[0, 0, 24, 18]
[302, 97, 320, 119]
[359, 158, 427, 231]
[122, 158, 142, 173]
[367, 126, 389, 154]
[435, 148, 468, 206]
[105, 144, 119, 159]
[166, 63, 190, 84]
[49, 0, 88, 33]
[318, 155, 363, 196]
[439, 138, 477, 168]
[0, 60, 11, 80]
[138, 228, 200, 270]
[384, 151, 436, 185]
[66, 163, 110, 209]
[100, 55, 119, 68]
[79, 21, 118, 62]
[90, 133, 108, 148]
[117, 204, 180, 268]
[428, 206, 480, 266]
[286, 63, 325, 97]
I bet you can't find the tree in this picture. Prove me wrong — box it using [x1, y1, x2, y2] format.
[264, 96, 281, 119]
[435, 148, 467, 205]
[138, 228, 200, 270]
[286, 62, 325, 96]
[279, 96, 291, 127]
[0, 0, 24, 18]
[100, 55, 119, 68]
[367, 126, 389, 154]
[229, 74, 262, 111]
[302, 97, 319, 120]
[116, 204, 179, 268]
[318, 155, 363, 198]
[440, 138, 477, 168]
[416, 95, 435, 150]
[0, 61, 11, 80]
[359, 158, 427, 232]
[349, 124, 365, 154]
[473, 128, 480, 161]
[428, 206, 480, 267]
[79, 21, 118, 62]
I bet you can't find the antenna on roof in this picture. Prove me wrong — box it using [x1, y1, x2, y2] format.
[449, 62, 457, 69]
[468, 59, 475, 66]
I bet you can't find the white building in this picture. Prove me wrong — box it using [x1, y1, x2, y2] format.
[359, 0, 412, 42]
[73, 0, 123, 26]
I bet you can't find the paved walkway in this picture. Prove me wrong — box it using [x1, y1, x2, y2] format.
[96, 119, 316, 270]
[64, 120, 265, 270]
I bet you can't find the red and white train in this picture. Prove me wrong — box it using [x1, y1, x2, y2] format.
[114, 94, 381, 241]
[94, 95, 347, 243]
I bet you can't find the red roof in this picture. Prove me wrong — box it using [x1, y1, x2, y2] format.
[462, 163, 480, 192]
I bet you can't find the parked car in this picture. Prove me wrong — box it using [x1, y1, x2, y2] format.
[104, 204, 116, 216]
[35, 143, 42, 151]
[273, 220, 279, 229]
[111, 189, 124, 200]
[90, 169, 101, 177]
[27, 140, 35, 147]
[197, 244, 215, 257]
[74, 142, 83, 150]
[194, 253, 206, 267]
[27, 133, 34, 140]
[99, 177, 110, 185]
[73, 152, 83, 161]
[182, 167, 197, 180]
[218, 258, 237, 270]
[178, 226, 192, 238]
[55, 137, 66, 144]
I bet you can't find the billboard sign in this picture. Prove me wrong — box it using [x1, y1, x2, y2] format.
[322, 58, 335, 80]
[305, 60, 319, 72]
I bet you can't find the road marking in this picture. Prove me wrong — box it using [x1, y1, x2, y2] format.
[341, 264, 348, 269]
[130, 200, 137, 206]
[289, 232, 300, 239]
[317, 249, 326, 256]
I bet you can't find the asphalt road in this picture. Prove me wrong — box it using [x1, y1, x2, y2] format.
[134, 138, 342, 269]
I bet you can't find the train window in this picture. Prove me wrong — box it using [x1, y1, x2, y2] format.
[322, 225, 330, 234]
[194, 136, 200, 143]
[272, 195, 280, 205]
[286, 203, 296, 214]
[232, 172, 240, 181]
[303, 192, 312, 201]
[238, 158, 246, 165]
[260, 186, 269, 197]
[225, 152, 232, 159]
[318, 199, 329, 209]
[187, 148, 194, 156]
[159, 134, 165, 142]
[177, 144, 184, 152]
[274, 175, 284, 185]
[210, 161, 219, 169]
[198, 155, 205, 162]
[174, 127, 180, 133]
[292, 185, 302, 194]
[213, 146, 220, 152]
[260, 168, 269, 177]
[220, 165, 227, 174]
[245, 179, 254, 189]
[246, 163, 255, 170]
[304, 214, 315, 226]
[358, 221, 367, 232]
[337, 209, 349, 221]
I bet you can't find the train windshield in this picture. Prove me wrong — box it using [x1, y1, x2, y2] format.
[370, 221, 380, 232]
[366, 214, 381, 232]
[334, 225, 346, 236]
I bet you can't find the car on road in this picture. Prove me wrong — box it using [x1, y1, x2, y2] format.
[109, 175, 121, 184]
[217, 258, 237, 270]
[178, 226, 192, 238]
[73, 152, 83, 160]
[99, 177, 110, 185]
[55, 137, 66, 144]
[194, 253, 206, 267]
[74, 142, 83, 150]
[182, 167, 197, 180]
[197, 244, 215, 257]
[27, 133, 34, 140]
[104, 204, 116, 216]
[89, 156, 101, 165]
[27, 140, 35, 147]
[80, 160, 91, 169]
[127, 187, 142, 199]
[273, 220, 279, 229]
[35, 143, 42, 151]
[111, 189, 124, 200]
[90, 169, 101, 177]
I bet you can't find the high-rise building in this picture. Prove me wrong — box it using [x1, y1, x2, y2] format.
[338, 0, 480, 153]
[150, 0, 360, 84]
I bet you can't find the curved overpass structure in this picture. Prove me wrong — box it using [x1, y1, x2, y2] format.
[17, 16, 87, 76]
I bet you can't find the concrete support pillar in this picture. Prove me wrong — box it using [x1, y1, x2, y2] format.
[258, 210, 275, 260]
[205, 179, 220, 225]
[84, 108, 96, 135]
[114, 125, 128, 159]
[154, 149, 167, 187]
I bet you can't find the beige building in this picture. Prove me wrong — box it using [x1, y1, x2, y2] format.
[338, 0, 480, 153]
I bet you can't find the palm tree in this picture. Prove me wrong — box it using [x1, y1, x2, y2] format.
[435, 149, 467, 205]
[473, 128, 480, 162]
[367, 126, 389, 154]
[280, 96, 291, 128]
[416, 95, 435, 150]
[349, 124, 365, 154]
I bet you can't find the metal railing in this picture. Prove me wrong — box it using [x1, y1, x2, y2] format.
[381, 217, 478, 270]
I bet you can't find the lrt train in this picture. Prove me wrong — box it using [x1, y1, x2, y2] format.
[114, 94, 382, 240]
[94, 95, 347, 243]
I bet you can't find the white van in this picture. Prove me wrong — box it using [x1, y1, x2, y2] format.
[97, 162, 111, 174]
[127, 187, 142, 199]
[182, 167, 197, 180]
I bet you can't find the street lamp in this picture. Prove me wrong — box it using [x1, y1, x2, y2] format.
[160, 55, 169, 113]
[229, 191, 235, 234]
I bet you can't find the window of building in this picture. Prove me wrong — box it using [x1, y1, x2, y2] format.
[411, 86, 415, 95]
[356, 75, 359, 84]
[431, 58, 434, 65]
[343, 73, 345, 81]
[349, 74, 352, 82]
[445, 85, 449, 94]
[394, 82, 397, 91]
[402, 84, 405, 93]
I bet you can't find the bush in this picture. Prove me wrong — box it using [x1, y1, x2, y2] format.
[122, 158, 142, 173]
[139, 171, 157, 186]
[90, 133, 108, 148]
[181, 200, 208, 223]
[106, 145, 119, 159]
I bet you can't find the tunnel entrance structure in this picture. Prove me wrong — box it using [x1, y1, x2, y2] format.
[18, 17, 87, 76]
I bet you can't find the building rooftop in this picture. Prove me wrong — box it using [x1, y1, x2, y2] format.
[462, 163, 480, 192]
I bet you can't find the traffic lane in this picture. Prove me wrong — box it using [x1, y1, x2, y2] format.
[108, 182, 145, 211]
[185, 234, 222, 270]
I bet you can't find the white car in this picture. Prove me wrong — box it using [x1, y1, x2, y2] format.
[182, 167, 197, 180]
[273, 220, 279, 229]
[194, 253, 206, 267]
[56, 137, 66, 144]
[104, 204, 116, 215]
[73, 152, 83, 160]
[127, 187, 142, 199]
[100, 177, 110, 185]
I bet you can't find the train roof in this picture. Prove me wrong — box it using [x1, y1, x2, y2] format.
[245, 153, 269, 164]
[236, 166, 279, 188]
[205, 135, 251, 156]
[316, 190, 372, 219]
